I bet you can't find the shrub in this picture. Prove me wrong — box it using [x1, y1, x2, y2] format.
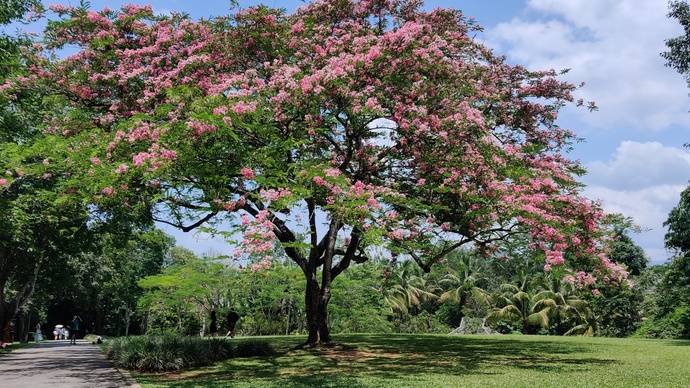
[105, 335, 235, 371]
[636, 306, 690, 339]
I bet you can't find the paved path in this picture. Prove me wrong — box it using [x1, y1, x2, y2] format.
[0, 340, 134, 388]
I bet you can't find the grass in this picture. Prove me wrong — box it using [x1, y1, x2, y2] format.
[0, 341, 34, 356]
[133, 334, 690, 388]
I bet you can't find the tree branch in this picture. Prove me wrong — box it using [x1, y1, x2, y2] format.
[152, 211, 218, 233]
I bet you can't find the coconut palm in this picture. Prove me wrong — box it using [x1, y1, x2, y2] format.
[537, 276, 593, 335]
[382, 261, 438, 315]
[438, 252, 490, 314]
[486, 284, 555, 333]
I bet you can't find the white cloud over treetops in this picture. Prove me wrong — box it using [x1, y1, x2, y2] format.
[487, 0, 690, 131]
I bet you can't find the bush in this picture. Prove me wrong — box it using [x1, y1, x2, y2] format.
[636, 306, 690, 339]
[104, 335, 273, 371]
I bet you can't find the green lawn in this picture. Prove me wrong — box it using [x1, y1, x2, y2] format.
[134, 334, 690, 388]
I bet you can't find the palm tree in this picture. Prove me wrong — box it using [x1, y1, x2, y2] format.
[382, 261, 438, 315]
[438, 252, 490, 315]
[537, 276, 593, 335]
[486, 284, 555, 333]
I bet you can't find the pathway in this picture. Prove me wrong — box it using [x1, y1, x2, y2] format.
[0, 340, 136, 388]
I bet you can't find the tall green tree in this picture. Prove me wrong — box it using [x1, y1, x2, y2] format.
[602, 214, 647, 276]
[663, 1, 690, 88]
[5, 1, 624, 346]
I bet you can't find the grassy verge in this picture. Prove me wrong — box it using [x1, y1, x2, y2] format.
[0, 341, 33, 356]
[133, 334, 690, 388]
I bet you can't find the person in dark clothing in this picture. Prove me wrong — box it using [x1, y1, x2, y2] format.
[70, 315, 82, 345]
[225, 310, 240, 338]
[209, 310, 218, 337]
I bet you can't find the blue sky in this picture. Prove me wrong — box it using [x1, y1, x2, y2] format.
[42, 0, 690, 264]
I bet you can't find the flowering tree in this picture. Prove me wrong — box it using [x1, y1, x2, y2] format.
[3, 1, 628, 345]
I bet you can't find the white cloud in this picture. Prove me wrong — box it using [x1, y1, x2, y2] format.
[487, 0, 690, 131]
[582, 141, 690, 263]
[584, 184, 682, 263]
[585, 141, 690, 190]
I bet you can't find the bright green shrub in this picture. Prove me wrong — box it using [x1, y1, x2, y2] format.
[104, 335, 273, 371]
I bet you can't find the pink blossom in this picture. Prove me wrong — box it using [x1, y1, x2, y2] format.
[213, 106, 228, 115]
[240, 167, 254, 179]
[313, 176, 327, 186]
[324, 168, 341, 177]
[101, 187, 114, 196]
[0, 178, 8, 186]
[160, 149, 177, 160]
[231, 101, 257, 114]
[366, 197, 379, 208]
[385, 210, 398, 219]
[389, 229, 406, 240]
[132, 152, 152, 166]
[260, 188, 292, 202]
[545, 250, 565, 266]
[188, 120, 217, 136]
[115, 164, 128, 174]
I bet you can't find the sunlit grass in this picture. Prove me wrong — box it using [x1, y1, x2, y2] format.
[134, 334, 690, 388]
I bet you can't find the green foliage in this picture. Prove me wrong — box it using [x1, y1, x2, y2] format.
[664, 1, 690, 86]
[602, 213, 647, 276]
[330, 263, 392, 333]
[637, 306, 690, 339]
[105, 335, 241, 371]
[636, 255, 690, 339]
[589, 286, 642, 337]
[634, 186, 690, 339]
[664, 186, 690, 253]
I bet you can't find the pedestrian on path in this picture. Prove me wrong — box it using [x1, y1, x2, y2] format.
[70, 315, 82, 344]
[35, 323, 43, 342]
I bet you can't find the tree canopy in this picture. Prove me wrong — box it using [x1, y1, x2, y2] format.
[1, 0, 628, 345]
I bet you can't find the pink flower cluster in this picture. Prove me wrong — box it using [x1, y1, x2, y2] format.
[240, 167, 254, 179]
[564, 271, 597, 289]
[188, 120, 217, 137]
[259, 188, 292, 202]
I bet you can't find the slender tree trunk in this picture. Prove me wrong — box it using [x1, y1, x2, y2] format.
[124, 308, 131, 337]
[0, 259, 41, 339]
[285, 299, 291, 336]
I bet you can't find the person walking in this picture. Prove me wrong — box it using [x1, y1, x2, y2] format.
[225, 310, 240, 338]
[70, 315, 82, 345]
[209, 310, 218, 337]
[35, 323, 43, 342]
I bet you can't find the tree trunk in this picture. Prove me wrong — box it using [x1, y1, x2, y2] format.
[285, 299, 291, 336]
[0, 260, 41, 340]
[124, 308, 131, 337]
[304, 274, 332, 346]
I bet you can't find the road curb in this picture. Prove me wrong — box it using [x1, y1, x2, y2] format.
[115, 365, 141, 388]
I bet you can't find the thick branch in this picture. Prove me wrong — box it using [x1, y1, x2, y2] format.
[152, 211, 218, 233]
[332, 228, 364, 279]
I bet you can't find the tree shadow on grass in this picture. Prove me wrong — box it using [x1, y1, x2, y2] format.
[664, 339, 690, 346]
[137, 334, 618, 387]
